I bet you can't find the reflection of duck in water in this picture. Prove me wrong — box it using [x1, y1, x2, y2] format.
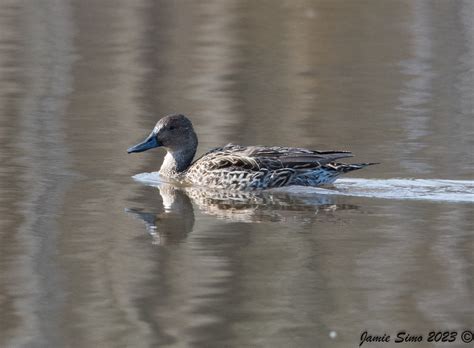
[127, 182, 358, 231]
[183, 185, 358, 223]
[126, 184, 194, 245]
[128, 114, 377, 190]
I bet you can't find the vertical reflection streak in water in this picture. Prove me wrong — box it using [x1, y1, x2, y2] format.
[411, 5, 474, 326]
[3, 0, 76, 347]
[283, 2, 319, 146]
[232, 2, 298, 144]
[397, 0, 433, 174]
[459, 0, 474, 119]
[417, 208, 474, 327]
[457, 0, 474, 172]
[189, 0, 241, 147]
[0, 1, 26, 344]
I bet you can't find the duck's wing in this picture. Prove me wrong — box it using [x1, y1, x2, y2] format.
[196, 144, 353, 171]
[243, 146, 353, 168]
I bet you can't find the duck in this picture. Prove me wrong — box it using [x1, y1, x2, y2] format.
[127, 114, 377, 190]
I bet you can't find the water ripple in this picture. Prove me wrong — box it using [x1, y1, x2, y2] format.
[281, 178, 474, 203]
[133, 173, 474, 203]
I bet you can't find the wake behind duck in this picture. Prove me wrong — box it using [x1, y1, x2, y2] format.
[127, 114, 376, 190]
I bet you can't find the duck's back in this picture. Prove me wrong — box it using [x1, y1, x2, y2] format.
[184, 144, 370, 190]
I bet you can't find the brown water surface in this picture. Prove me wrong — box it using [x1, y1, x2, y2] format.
[0, 1, 472, 347]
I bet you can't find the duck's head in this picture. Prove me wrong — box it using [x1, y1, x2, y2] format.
[127, 114, 197, 154]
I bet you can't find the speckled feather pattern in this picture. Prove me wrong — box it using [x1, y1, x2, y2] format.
[182, 144, 375, 190]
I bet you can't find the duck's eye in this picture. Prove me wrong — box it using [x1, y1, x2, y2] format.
[169, 125, 176, 131]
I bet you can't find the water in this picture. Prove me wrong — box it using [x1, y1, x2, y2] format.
[0, 1, 473, 347]
[134, 173, 474, 203]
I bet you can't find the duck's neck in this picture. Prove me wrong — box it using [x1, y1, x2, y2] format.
[159, 145, 197, 178]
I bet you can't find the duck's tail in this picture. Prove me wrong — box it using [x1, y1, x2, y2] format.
[327, 162, 379, 173]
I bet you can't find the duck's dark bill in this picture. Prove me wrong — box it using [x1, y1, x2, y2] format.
[127, 134, 161, 153]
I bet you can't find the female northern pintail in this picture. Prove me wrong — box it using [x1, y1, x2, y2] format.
[127, 114, 377, 190]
